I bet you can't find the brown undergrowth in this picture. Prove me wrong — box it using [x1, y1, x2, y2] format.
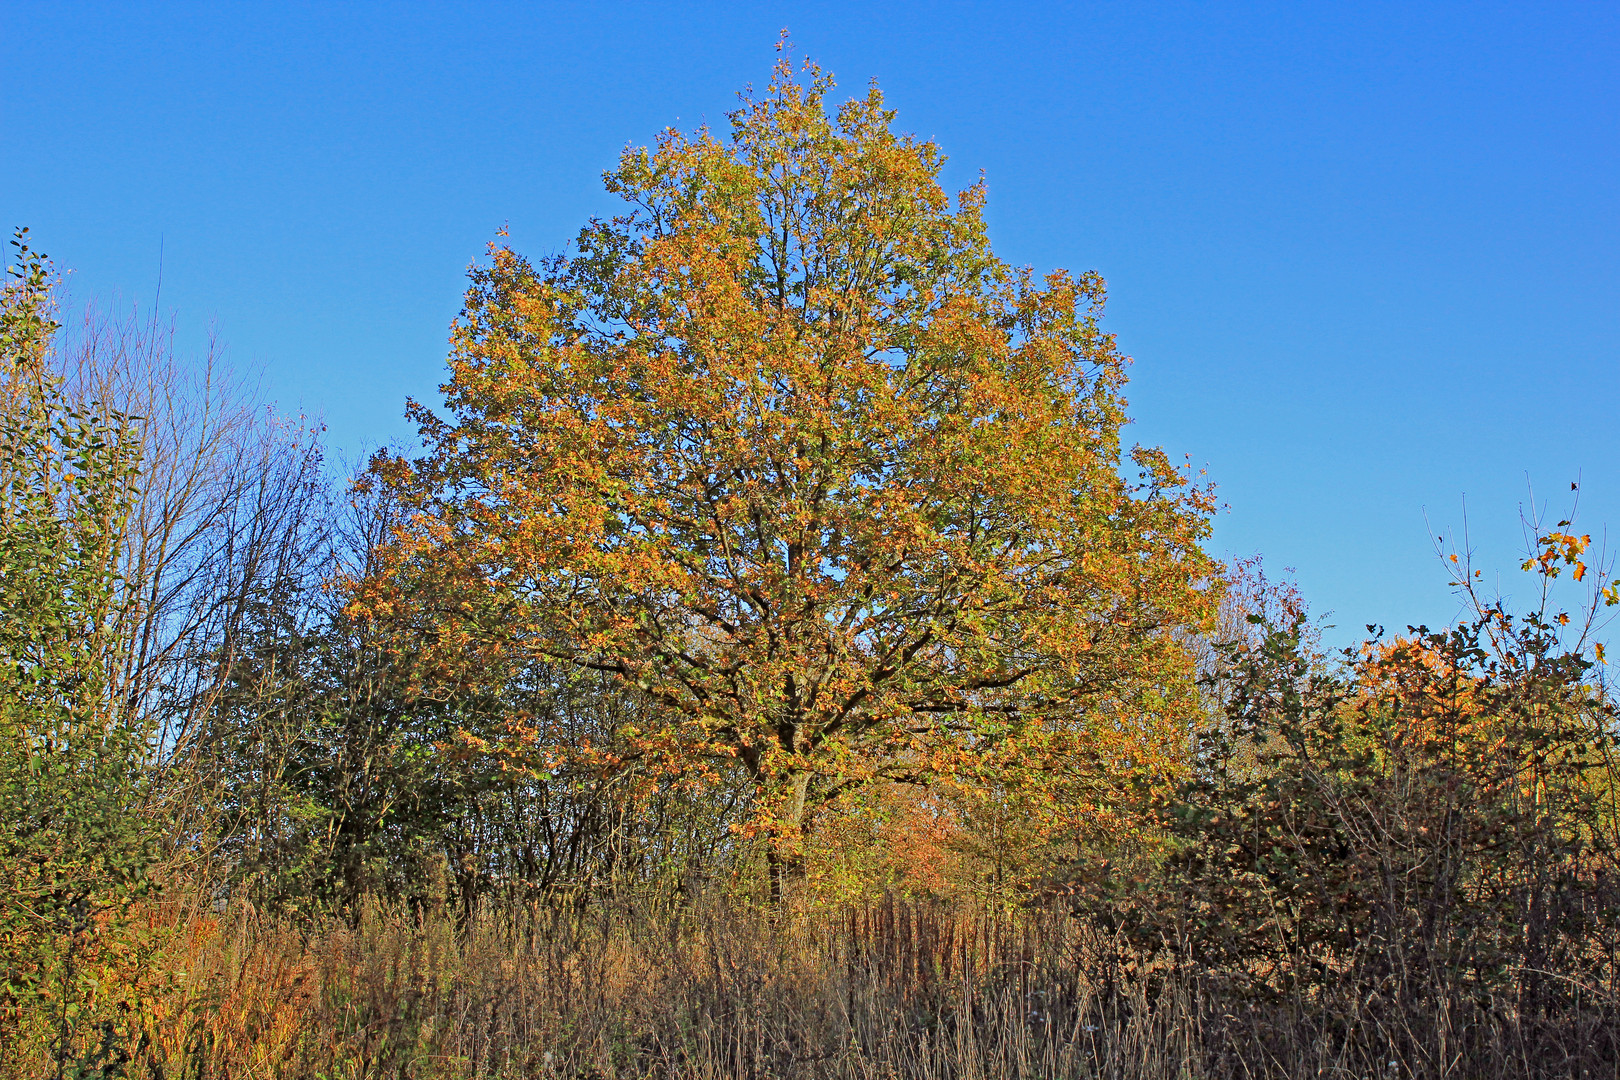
[6, 888, 1615, 1080]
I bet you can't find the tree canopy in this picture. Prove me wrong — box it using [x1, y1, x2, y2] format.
[357, 54, 1219, 884]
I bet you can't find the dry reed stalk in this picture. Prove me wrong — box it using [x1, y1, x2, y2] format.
[5, 889, 1613, 1079]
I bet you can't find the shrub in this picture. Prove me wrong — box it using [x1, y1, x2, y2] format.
[1130, 612, 1620, 1071]
[0, 229, 158, 1074]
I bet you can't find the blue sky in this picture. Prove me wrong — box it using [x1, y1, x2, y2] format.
[6, 1, 1617, 642]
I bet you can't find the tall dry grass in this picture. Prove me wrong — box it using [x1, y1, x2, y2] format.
[9, 888, 1615, 1080]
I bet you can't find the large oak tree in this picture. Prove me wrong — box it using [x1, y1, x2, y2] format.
[358, 53, 1218, 890]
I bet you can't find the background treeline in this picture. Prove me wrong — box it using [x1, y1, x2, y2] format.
[8, 60, 1620, 1073]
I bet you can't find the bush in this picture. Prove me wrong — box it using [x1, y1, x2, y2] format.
[0, 229, 159, 1074]
[1121, 612, 1620, 1072]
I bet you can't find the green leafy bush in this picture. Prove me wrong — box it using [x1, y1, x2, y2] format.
[0, 229, 158, 1075]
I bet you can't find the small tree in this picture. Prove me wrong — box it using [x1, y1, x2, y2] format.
[0, 230, 153, 1072]
[360, 53, 1218, 895]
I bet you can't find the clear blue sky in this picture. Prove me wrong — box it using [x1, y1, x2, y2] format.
[7, 1, 1617, 642]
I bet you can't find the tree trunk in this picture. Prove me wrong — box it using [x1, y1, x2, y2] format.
[764, 770, 812, 906]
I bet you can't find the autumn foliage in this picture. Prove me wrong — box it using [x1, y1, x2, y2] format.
[354, 54, 1218, 889]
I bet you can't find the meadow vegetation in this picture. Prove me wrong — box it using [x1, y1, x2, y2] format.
[3, 52, 1617, 1078]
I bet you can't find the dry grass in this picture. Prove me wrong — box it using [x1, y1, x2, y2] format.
[8, 889, 1617, 1079]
